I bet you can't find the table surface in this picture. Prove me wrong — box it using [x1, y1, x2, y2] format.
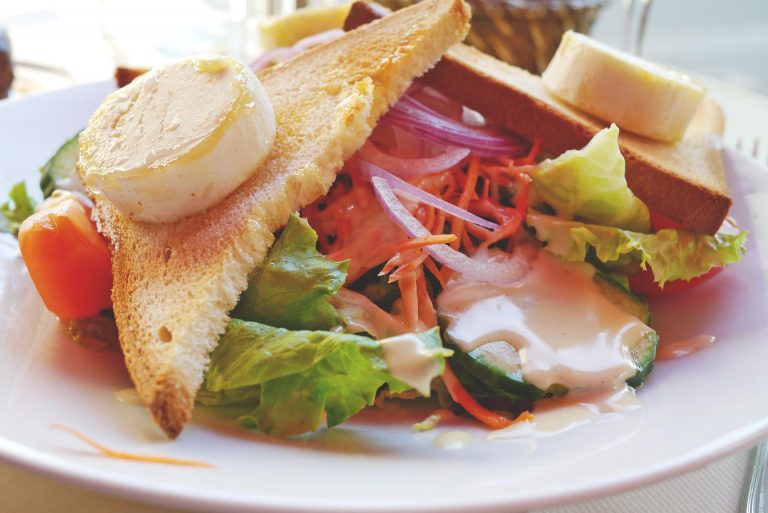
[1, 1, 767, 512]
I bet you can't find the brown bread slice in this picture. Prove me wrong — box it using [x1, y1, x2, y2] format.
[86, 0, 470, 438]
[346, 1, 730, 234]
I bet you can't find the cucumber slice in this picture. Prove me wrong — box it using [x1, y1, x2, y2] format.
[594, 272, 658, 385]
[40, 131, 81, 198]
[594, 272, 650, 324]
[449, 357, 537, 414]
[439, 267, 659, 403]
[447, 339, 545, 400]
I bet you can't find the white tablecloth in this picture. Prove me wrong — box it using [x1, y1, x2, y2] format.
[0, 447, 755, 512]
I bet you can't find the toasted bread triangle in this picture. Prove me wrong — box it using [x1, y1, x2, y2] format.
[346, 1, 731, 235]
[423, 44, 730, 234]
[88, 0, 470, 438]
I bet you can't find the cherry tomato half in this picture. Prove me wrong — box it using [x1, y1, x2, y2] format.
[18, 192, 112, 320]
[627, 266, 723, 297]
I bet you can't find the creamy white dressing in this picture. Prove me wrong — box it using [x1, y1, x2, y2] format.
[438, 251, 652, 391]
[488, 385, 640, 441]
[379, 333, 445, 396]
[656, 335, 716, 361]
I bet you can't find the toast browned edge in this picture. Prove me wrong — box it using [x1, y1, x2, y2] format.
[88, 0, 472, 439]
[345, 1, 731, 235]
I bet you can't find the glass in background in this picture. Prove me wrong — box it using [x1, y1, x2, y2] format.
[620, 0, 653, 56]
[374, 0, 609, 74]
[100, 0, 231, 68]
[592, 0, 768, 96]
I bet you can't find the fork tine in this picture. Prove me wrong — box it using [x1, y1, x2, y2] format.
[733, 137, 768, 165]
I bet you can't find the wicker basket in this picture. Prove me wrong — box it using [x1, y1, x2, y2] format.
[376, 0, 608, 74]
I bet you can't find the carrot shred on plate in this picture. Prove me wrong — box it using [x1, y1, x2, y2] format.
[52, 425, 211, 468]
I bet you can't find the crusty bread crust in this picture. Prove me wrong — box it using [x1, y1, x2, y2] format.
[85, 0, 471, 438]
[346, 1, 731, 234]
[425, 44, 730, 234]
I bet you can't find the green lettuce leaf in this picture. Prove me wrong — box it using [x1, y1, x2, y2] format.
[203, 320, 449, 437]
[527, 213, 747, 287]
[232, 214, 348, 331]
[195, 385, 261, 406]
[532, 124, 651, 233]
[0, 182, 36, 235]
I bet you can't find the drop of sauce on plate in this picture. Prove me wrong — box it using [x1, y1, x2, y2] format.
[488, 385, 640, 441]
[656, 335, 716, 361]
[432, 430, 472, 450]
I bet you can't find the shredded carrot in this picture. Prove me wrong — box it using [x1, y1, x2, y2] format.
[52, 425, 212, 468]
[380, 252, 404, 276]
[388, 252, 428, 283]
[388, 234, 456, 253]
[431, 209, 447, 237]
[450, 155, 481, 251]
[415, 267, 437, 328]
[441, 364, 516, 430]
[483, 211, 523, 247]
[514, 410, 535, 423]
[513, 137, 542, 165]
[469, 195, 516, 225]
[424, 257, 448, 289]
[418, 204, 436, 233]
[464, 222, 493, 241]
[514, 171, 532, 216]
[460, 230, 475, 255]
[398, 273, 419, 331]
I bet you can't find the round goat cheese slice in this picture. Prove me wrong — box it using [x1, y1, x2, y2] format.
[79, 54, 275, 223]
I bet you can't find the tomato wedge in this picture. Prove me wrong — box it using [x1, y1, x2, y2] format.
[628, 266, 723, 297]
[649, 210, 689, 231]
[632, 211, 728, 297]
[18, 192, 112, 320]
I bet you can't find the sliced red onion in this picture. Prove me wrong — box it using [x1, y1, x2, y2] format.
[358, 141, 470, 179]
[250, 29, 344, 72]
[411, 85, 463, 120]
[370, 175, 527, 283]
[250, 47, 294, 72]
[382, 94, 528, 157]
[363, 162, 499, 230]
[292, 28, 344, 50]
[391, 125, 426, 158]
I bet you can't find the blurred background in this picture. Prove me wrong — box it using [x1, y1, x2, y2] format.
[0, 0, 766, 98]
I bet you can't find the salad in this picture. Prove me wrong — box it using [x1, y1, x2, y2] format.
[1, 44, 746, 441]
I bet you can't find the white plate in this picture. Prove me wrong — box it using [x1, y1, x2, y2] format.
[1, 82, 768, 513]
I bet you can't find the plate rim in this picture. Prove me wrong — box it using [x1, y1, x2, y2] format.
[1, 416, 767, 513]
[1, 81, 767, 513]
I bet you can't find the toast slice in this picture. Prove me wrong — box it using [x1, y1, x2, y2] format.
[88, 0, 470, 438]
[346, 1, 730, 235]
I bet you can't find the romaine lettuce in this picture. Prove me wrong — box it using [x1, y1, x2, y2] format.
[232, 214, 348, 330]
[531, 125, 651, 233]
[203, 320, 449, 437]
[527, 213, 746, 287]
